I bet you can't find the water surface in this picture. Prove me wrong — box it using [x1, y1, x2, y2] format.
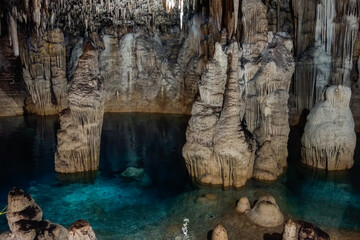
[0, 114, 359, 239]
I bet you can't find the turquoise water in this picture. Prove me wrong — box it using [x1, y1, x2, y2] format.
[0, 114, 359, 239]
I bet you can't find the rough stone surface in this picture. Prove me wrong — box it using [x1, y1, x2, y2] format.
[183, 42, 256, 188]
[211, 224, 228, 240]
[55, 42, 105, 173]
[247, 33, 295, 181]
[236, 197, 250, 213]
[20, 29, 68, 115]
[68, 220, 97, 240]
[1, 188, 96, 240]
[246, 194, 284, 228]
[301, 85, 356, 170]
[283, 220, 330, 240]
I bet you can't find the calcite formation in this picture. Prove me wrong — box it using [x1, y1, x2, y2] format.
[20, 29, 68, 115]
[244, 194, 284, 228]
[183, 43, 256, 188]
[1, 188, 96, 240]
[55, 42, 105, 173]
[250, 34, 295, 180]
[301, 85, 356, 170]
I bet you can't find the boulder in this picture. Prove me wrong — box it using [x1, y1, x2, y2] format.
[236, 197, 250, 213]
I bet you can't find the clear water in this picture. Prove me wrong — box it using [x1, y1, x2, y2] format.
[0, 114, 359, 239]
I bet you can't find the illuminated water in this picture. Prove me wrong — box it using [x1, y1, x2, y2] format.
[0, 114, 359, 239]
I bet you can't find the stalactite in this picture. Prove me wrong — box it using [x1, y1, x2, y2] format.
[234, 0, 239, 33]
[8, 14, 19, 57]
[210, 0, 223, 32]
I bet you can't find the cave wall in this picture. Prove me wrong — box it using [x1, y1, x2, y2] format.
[0, 0, 359, 179]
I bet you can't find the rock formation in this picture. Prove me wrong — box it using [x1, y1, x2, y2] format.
[282, 220, 330, 240]
[290, 0, 360, 124]
[20, 29, 68, 115]
[301, 85, 356, 170]
[249, 33, 294, 181]
[211, 224, 228, 240]
[67, 220, 97, 240]
[242, 194, 284, 228]
[183, 0, 295, 186]
[183, 42, 256, 188]
[55, 42, 105, 173]
[0, 188, 96, 240]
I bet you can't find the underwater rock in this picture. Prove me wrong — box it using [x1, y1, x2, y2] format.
[211, 224, 228, 240]
[282, 220, 330, 240]
[120, 167, 145, 179]
[236, 197, 250, 213]
[183, 42, 256, 188]
[301, 85, 356, 170]
[55, 41, 105, 173]
[246, 194, 284, 228]
[68, 220, 97, 240]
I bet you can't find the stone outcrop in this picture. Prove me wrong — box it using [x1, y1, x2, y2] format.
[301, 85, 356, 170]
[1, 188, 96, 240]
[55, 42, 105, 173]
[282, 220, 330, 240]
[242, 194, 284, 228]
[183, 42, 256, 188]
[20, 29, 68, 115]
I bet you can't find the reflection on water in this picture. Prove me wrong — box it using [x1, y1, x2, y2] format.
[0, 115, 359, 239]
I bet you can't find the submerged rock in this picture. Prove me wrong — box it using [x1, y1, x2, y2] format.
[301, 85, 356, 170]
[245, 194, 284, 228]
[120, 167, 145, 179]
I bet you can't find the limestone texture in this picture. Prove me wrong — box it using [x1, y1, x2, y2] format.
[183, 42, 256, 188]
[55, 42, 105, 173]
[282, 220, 330, 240]
[301, 85, 356, 170]
[67, 220, 97, 240]
[211, 224, 228, 240]
[245, 194, 284, 228]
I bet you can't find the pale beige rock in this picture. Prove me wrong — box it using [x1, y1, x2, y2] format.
[183, 43, 256, 188]
[55, 42, 105, 173]
[20, 28, 68, 115]
[247, 34, 295, 181]
[246, 194, 284, 227]
[283, 220, 330, 240]
[68, 220, 97, 240]
[212, 224, 228, 240]
[301, 85, 356, 170]
[236, 197, 250, 213]
[242, 0, 268, 59]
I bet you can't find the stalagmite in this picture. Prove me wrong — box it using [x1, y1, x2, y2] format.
[8, 14, 19, 57]
[301, 85, 356, 170]
[55, 42, 105, 173]
[183, 43, 256, 188]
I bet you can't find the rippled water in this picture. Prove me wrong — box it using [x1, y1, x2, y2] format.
[0, 114, 359, 239]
